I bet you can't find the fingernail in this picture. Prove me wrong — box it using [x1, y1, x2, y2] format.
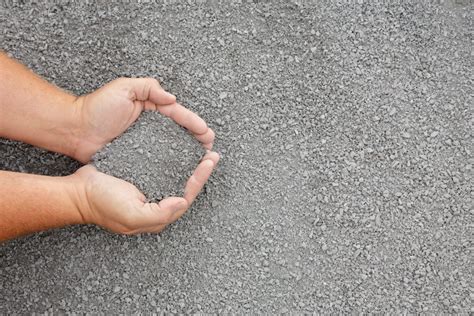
[205, 159, 215, 168]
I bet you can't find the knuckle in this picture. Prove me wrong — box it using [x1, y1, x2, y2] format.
[150, 203, 174, 224]
[148, 77, 161, 87]
[187, 175, 199, 187]
[150, 204, 170, 224]
[114, 77, 129, 85]
[142, 77, 159, 89]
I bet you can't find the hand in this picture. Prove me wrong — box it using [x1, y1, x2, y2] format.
[72, 151, 220, 234]
[72, 77, 215, 163]
[70, 77, 219, 234]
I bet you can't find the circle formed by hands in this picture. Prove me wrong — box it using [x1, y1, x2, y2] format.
[71, 78, 219, 234]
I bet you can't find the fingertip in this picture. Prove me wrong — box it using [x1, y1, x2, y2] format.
[194, 115, 209, 135]
[203, 151, 220, 166]
[209, 127, 216, 139]
[193, 128, 215, 146]
[202, 158, 215, 170]
[206, 128, 216, 144]
[163, 91, 176, 104]
[202, 151, 219, 165]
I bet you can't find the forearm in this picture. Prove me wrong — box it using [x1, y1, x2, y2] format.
[0, 170, 84, 242]
[0, 52, 80, 158]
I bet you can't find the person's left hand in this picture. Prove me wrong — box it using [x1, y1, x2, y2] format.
[71, 77, 215, 163]
[71, 151, 219, 234]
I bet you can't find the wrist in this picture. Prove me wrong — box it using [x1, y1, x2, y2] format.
[67, 166, 95, 225]
[68, 95, 88, 162]
[69, 95, 103, 163]
[60, 174, 89, 225]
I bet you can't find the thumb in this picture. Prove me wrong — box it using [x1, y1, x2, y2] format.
[147, 197, 188, 226]
[159, 197, 187, 214]
[122, 77, 176, 105]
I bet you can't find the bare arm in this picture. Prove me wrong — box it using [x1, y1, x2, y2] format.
[0, 52, 79, 158]
[0, 171, 83, 241]
[0, 52, 219, 242]
[0, 151, 219, 242]
[0, 51, 215, 162]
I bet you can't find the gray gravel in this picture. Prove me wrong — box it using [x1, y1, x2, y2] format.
[92, 111, 205, 201]
[0, 1, 473, 314]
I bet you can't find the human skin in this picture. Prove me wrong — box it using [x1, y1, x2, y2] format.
[0, 52, 219, 241]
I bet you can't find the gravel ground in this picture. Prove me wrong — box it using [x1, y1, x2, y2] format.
[0, 0, 472, 313]
[92, 111, 205, 201]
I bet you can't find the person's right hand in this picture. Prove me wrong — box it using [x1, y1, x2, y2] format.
[71, 151, 219, 234]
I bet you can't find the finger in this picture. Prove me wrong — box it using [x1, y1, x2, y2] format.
[202, 151, 220, 165]
[183, 159, 215, 206]
[143, 100, 157, 111]
[157, 102, 208, 136]
[193, 128, 215, 148]
[132, 99, 154, 110]
[148, 153, 220, 229]
[142, 197, 187, 227]
[121, 77, 176, 105]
